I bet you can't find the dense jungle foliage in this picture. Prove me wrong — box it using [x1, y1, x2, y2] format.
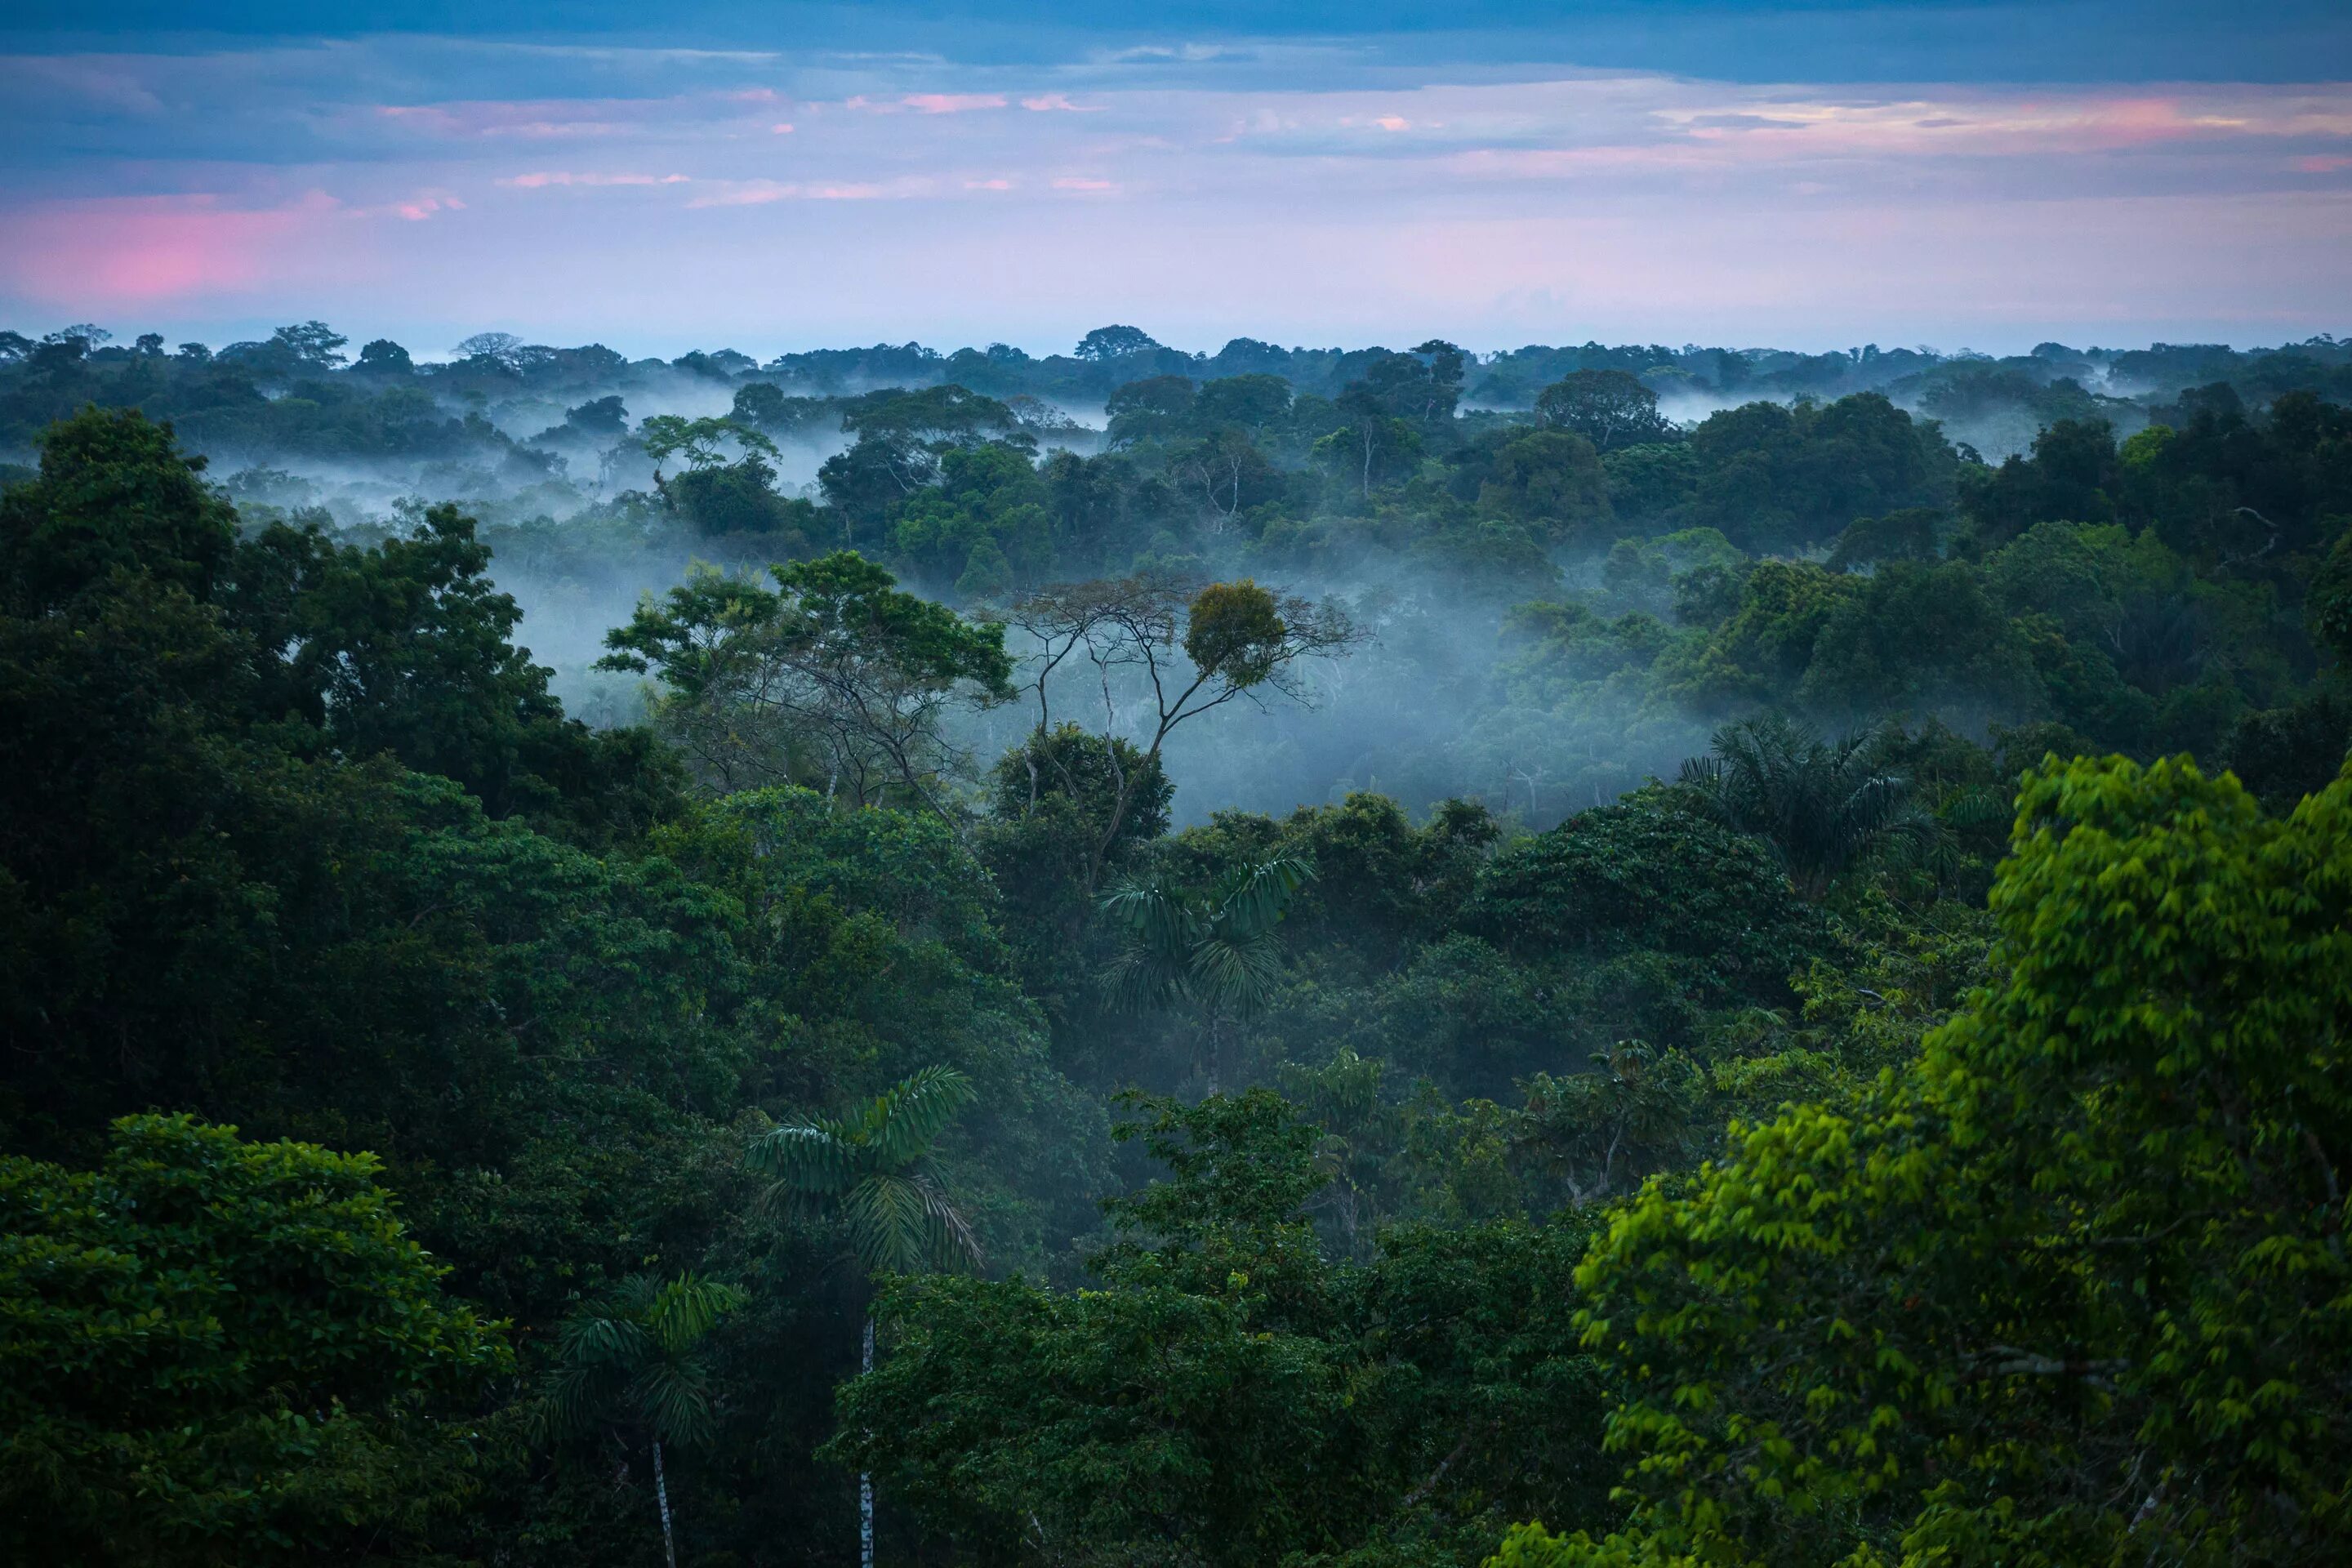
[2, 320, 2349, 1567]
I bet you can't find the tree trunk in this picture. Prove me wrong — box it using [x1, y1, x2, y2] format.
[653, 1438, 679, 1568]
[861, 1312, 876, 1568]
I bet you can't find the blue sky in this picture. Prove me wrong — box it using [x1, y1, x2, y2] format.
[3, 2, 2346, 356]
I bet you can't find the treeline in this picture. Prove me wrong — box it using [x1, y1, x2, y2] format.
[5, 317, 2350, 483]
[2, 353, 2350, 1566]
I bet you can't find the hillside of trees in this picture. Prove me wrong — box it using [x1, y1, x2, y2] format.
[2, 320, 2349, 1566]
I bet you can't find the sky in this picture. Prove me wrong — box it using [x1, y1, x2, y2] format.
[2, 1, 2348, 359]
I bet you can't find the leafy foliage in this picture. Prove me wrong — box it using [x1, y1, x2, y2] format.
[0, 1115, 509, 1565]
[1518, 755, 2352, 1567]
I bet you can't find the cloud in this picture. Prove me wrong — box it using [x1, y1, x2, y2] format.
[1051, 176, 1116, 191]
[902, 93, 1009, 114]
[391, 192, 464, 220]
[1021, 93, 1102, 113]
[500, 171, 693, 187]
[685, 178, 914, 207]
[378, 102, 623, 138]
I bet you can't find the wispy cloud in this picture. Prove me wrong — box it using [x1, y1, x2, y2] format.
[685, 177, 920, 207]
[500, 171, 693, 187]
[902, 92, 1008, 114]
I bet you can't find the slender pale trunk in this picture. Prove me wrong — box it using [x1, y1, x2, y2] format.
[860, 1312, 876, 1568]
[653, 1438, 679, 1568]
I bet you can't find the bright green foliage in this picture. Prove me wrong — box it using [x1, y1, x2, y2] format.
[7, 345, 2352, 1568]
[1185, 577, 1291, 684]
[1517, 754, 2352, 1567]
[639, 412, 778, 473]
[0, 1115, 509, 1564]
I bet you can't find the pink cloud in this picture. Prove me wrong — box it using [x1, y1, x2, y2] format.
[1051, 177, 1116, 192]
[1021, 94, 1102, 113]
[965, 178, 1014, 190]
[902, 93, 1009, 114]
[686, 179, 907, 207]
[0, 192, 333, 304]
[2298, 154, 2352, 172]
[393, 193, 463, 220]
[771, 122, 795, 134]
[500, 171, 693, 188]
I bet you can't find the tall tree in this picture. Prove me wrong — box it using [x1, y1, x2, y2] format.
[1102, 853, 1315, 1093]
[994, 575, 1360, 890]
[1535, 368, 1676, 452]
[1679, 715, 1934, 895]
[1507, 753, 2352, 1568]
[747, 1067, 983, 1568]
[601, 551, 1014, 813]
[543, 1274, 747, 1568]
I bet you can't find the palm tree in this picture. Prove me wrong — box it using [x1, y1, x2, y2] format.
[1101, 853, 1314, 1094]
[1678, 715, 1934, 896]
[543, 1272, 747, 1568]
[747, 1067, 982, 1568]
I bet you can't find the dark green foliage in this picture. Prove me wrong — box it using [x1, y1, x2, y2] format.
[1678, 715, 1935, 893]
[1825, 505, 1942, 569]
[1535, 369, 1674, 452]
[1682, 392, 1952, 550]
[833, 1091, 1611, 1568]
[1469, 790, 1828, 984]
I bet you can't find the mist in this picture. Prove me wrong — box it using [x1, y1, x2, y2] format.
[6, 318, 2345, 831]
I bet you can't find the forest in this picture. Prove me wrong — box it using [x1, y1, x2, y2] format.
[2, 320, 2349, 1568]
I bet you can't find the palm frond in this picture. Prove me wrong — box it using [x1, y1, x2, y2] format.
[1102, 943, 1190, 1013]
[864, 1065, 976, 1170]
[538, 1363, 626, 1441]
[841, 1171, 937, 1275]
[1185, 928, 1290, 1019]
[1100, 876, 1200, 959]
[634, 1357, 723, 1450]
[1207, 854, 1314, 940]
[557, 1310, 653, 1369]
[911, 1170, 985, 1274]
[747, 1121, 863, 1195]
[1937, 783, 2013, 831]
[646, 1275, 751, 1355]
